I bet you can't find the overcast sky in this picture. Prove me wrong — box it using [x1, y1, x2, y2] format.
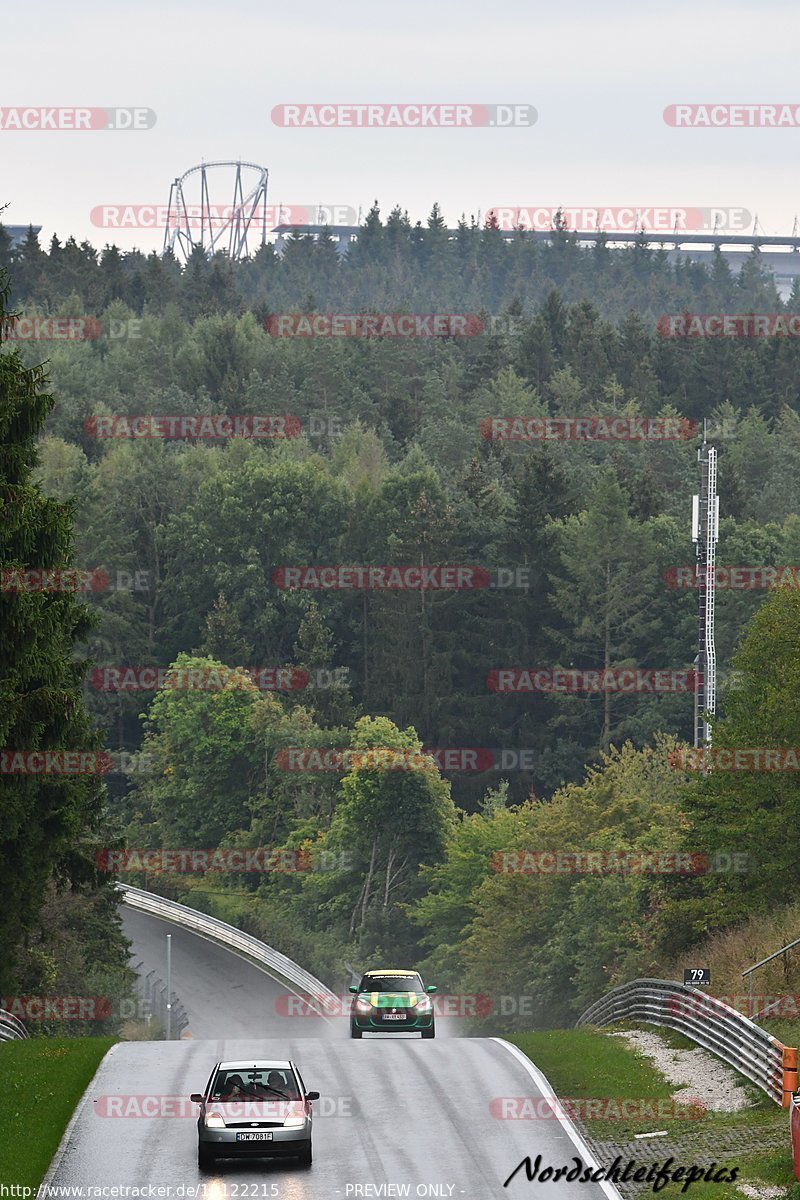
[4, 0, 800, 254]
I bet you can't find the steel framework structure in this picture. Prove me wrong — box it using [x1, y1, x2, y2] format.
[163, 160, 268, 262]
[692, 431, 719, 747]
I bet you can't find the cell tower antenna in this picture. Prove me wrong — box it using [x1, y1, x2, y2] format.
[691, 421, 719, 748]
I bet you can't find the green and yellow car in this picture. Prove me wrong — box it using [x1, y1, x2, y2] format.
[349, 969, 437, 1038]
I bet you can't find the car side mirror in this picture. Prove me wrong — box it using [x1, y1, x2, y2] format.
[305, 1090, 320, 1101]
[426, 985, 437, 993]
[348, 985, 358, 993]
[190, 1094, 205, 1103]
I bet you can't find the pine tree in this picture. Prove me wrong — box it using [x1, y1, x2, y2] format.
[0, 273, 108, 989]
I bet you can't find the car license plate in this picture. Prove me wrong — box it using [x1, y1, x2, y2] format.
[236, 1131, 273, 1141]
[383, 1013, 406, 1020]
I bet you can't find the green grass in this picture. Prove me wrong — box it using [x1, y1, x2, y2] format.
[762, 1018, 800, 1050]
[655, 1150, 800, 1200]
[0, 1037, 115, 1189]
[507, 1027, 680, 1102]
[505, 1024, 796, 1195]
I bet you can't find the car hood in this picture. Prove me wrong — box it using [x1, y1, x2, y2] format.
[363, 991, 425, 1008]
[208, 1099, 307, 1123]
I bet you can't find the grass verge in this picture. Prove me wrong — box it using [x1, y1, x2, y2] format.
[0, 1037, 115, 1189]
[505, 1025, 799, 1198]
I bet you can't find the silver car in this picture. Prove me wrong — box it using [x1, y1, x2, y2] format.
[191, 1059, 318, 1169]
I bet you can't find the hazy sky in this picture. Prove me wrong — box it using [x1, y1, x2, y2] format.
[3, 0, 800, 253]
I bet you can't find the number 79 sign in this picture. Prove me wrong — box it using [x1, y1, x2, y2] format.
[683, 968, 711, 986]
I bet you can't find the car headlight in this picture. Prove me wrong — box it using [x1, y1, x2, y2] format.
[283, 1115, 307, 1128]
[204, 1111, 225, 1128]
[415, 996, 432, 1013]
[355, 997, 373, 1014]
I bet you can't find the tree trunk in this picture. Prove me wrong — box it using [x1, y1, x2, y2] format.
[603, 560, 612, 745]
[358, 836, 378, 937]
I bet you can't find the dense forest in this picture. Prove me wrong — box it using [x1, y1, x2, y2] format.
[3, 207, 800, 1030]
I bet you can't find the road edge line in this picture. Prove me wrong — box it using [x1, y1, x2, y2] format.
[490, 1036, 624, 1200]
[40, 1041, 123, 1192]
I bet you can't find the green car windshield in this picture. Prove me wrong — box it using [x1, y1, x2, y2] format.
[360, 975, 423, 992]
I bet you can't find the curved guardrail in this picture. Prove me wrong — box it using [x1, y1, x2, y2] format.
[0, 1007, 29, 1041]
[118, 884, 337, 1010]
[577, 977, 798, 1107]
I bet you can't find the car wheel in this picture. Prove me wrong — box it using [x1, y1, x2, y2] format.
[421, 1027, 435, 1039]
[197, 1143, 216, 1170]
[297, 1139, 312, 1167]
[350, 1025, 362, 1039]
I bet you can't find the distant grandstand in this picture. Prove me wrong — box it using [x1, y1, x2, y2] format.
[271, 222, 800, 294]
[6, 225, 42, 246]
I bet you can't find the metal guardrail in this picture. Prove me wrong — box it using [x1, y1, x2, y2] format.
[118, 884, 337, 1010]
[577, 977, 798, 1107]
[0, 1007, 29, 1041]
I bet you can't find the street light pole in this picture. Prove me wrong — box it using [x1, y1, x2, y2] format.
[166, 934, 172, 1040]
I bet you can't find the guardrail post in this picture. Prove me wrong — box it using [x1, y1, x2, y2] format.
[783, 1046, 798, 1107]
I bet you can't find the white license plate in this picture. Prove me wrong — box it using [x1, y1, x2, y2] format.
[236, 1131, 273, 1141]
[382, 1013, 406, 1020]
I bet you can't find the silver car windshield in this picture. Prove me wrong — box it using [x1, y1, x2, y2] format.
[212, 1069, 301, 1100]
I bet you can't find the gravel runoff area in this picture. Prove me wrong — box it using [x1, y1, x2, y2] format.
[573, 1029, 788, 1198]
[607, 1028, 752, 1113]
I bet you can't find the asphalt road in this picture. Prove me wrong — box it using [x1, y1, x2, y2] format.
[44, 907, 620, 1200]
[120, 907, 329, 1040]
